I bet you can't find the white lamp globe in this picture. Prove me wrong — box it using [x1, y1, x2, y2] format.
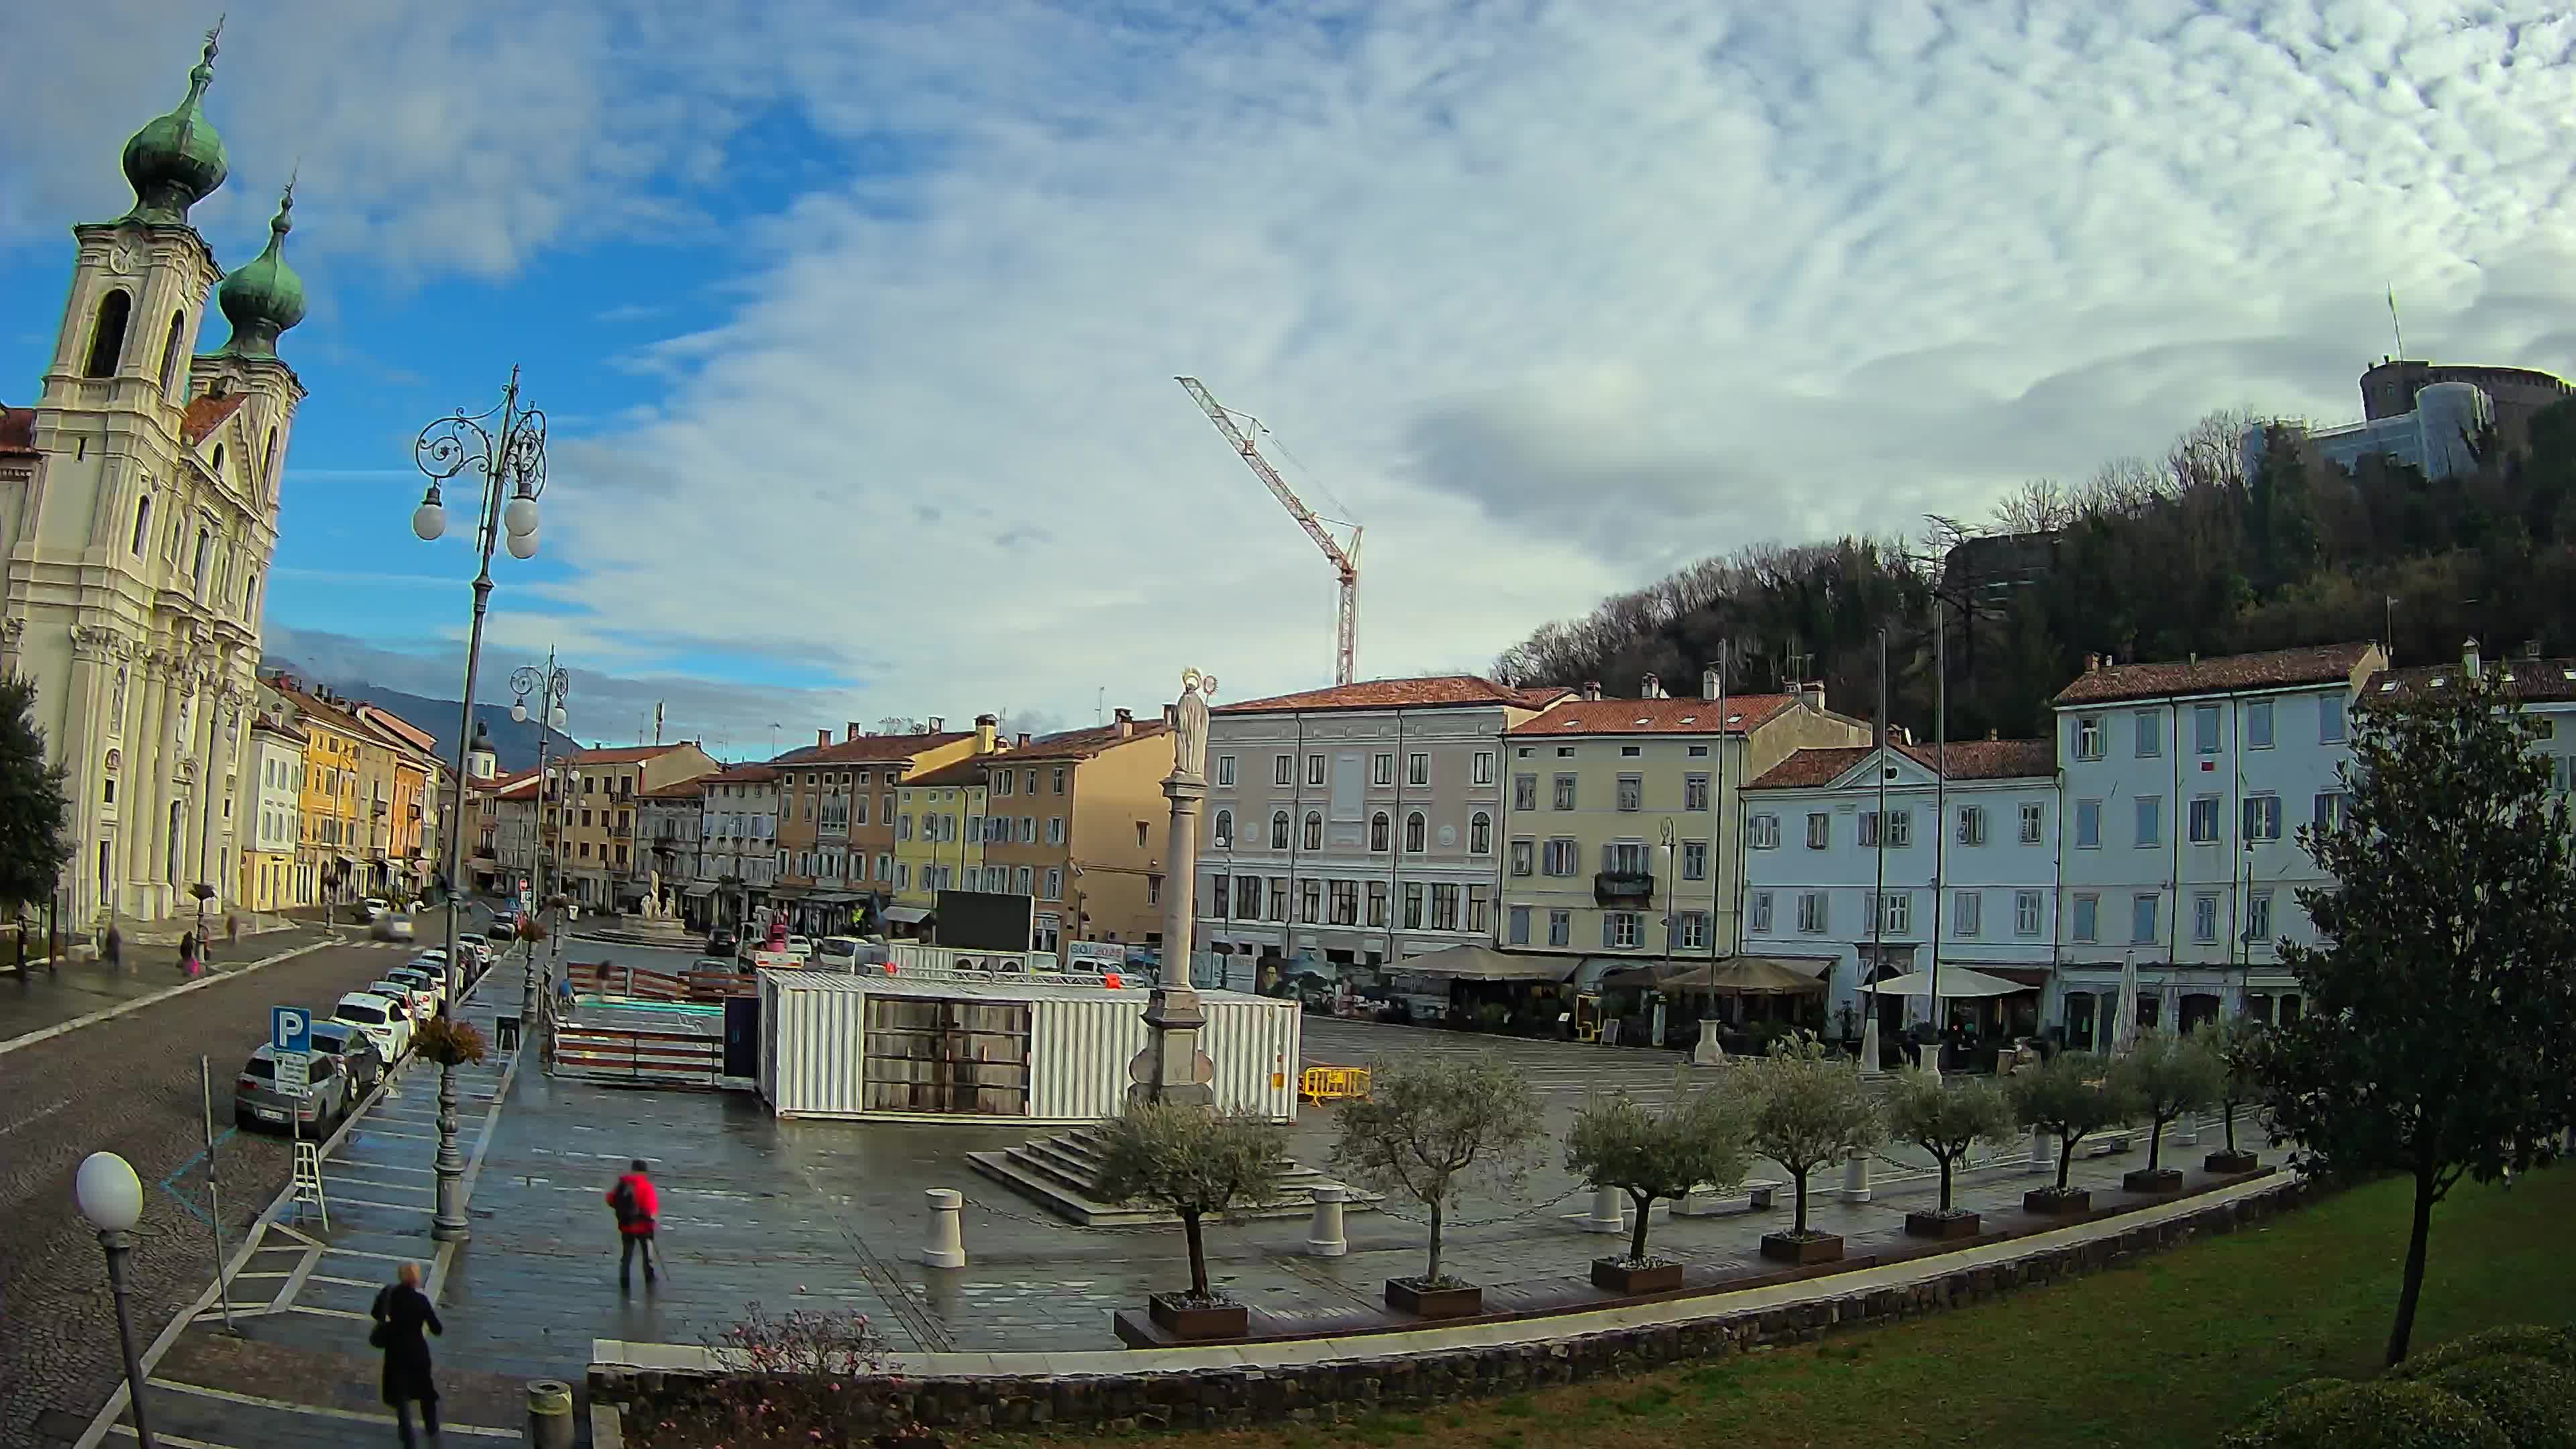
[511, 701, 529, 724]
[411, 498, 446, 542]
[503, 494, 539, 539]
[504, 526, 538, 560]
[547, 705, 568, 729]
[75, 1151, 144, 1232]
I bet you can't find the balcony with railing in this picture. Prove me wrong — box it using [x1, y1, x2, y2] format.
[1593, 871, 1656, 906]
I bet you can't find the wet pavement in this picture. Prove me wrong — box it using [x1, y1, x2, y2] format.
[0, 923, 335, 1046]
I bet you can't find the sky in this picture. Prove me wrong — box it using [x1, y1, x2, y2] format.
[7, 1, 2576, 754]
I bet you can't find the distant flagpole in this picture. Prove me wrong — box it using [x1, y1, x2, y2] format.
[2387, 284, 2404, 358]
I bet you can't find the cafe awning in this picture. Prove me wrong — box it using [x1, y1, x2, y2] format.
[1864, 965, 2029, 999]
[1387, 944, 1580, 983]
[682, 881, 718, 897]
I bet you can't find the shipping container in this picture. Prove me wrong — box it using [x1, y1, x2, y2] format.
[757, 969, 1298, 1122]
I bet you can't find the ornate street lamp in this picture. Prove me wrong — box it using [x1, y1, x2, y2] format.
[76, 1151, 155, 1446]
[412, 368, 546, 1244]
[511, 653, 570, 1025]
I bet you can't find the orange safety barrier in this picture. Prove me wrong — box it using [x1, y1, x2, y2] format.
[1299, 1065, 1371, 1104]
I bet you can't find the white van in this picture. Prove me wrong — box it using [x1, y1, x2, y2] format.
[813, 936, 863, 971]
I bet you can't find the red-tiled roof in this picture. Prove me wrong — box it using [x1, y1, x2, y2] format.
[772, 732, 973, 769]
[1748, 738, 2055, 790]
[1215, 676, 1568, 715]
[699, 763, 780, 784]
[2367, 656, 2576, 705]
[474, 768, 539, 797]
[0, 407, 34, 457]
[180, 393, 248, 447]
[2053, 643, 2378, 706]
[568, 743, 704, 766]
[1509, 694, 1800, 737]
[904, 720, 1175, 789]
[267, 677, 366, 736]
[641, 778, 708, 800]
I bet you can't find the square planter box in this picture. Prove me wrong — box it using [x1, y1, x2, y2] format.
[2024, 1188, 2092, 1216]
[1758, 1232, 1844, 1265]
[1904, 1210, 1983, 1240]
[1146, 1293, 1247, 1340]
[2204, 1149, 2261, 1175]
[2123, 1167, 2184, 1195]
[1591, 1257, 1685, 1294]
[1385, 1278, 1483, 1318]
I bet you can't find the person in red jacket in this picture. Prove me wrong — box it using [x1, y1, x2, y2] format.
[606, 1159, 659, 1291]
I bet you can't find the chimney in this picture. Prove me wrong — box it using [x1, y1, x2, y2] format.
[2523, 638, 2543, 659]
[846, 721, 863, 741]
[1114, 706, 1134, 739]
[1581, 680, 1603, 702]
[2086, 653, 2101, 674]
[1640, 672, 1662, 699]
[1800, 682, 1825, 712]
[1701, 667, 1721, 701]
[926, 716, 945, 733]
[817, 728, 831, 749]
[975, 713, 998, 753]
[2463, 637, 2481, 676]
[1016, 732, 1031, 747]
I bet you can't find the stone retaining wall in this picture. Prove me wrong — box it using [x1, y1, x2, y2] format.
[592, 1176, 2321, 1436]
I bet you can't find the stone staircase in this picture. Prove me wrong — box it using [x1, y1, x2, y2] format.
[965, 1123, 1379, 1226]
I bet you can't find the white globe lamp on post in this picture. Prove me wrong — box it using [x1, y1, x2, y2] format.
[75, 1151, 155, 1446]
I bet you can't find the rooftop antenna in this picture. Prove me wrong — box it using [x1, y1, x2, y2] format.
[2387, 284, 2404, 360]
[1097, 687, 1104, 727]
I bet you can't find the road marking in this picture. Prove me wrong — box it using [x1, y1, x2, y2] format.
[107, 1426, 237, 1448]
[146, 1379, 520, 1437]
[0, 934, 343, 1057]
[282, 1303, 369, 1322]
[0, 1097, 70, 1137]
[326, 1195, 435, 1215]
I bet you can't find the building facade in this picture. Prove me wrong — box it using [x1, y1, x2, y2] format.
[771, 723, 981, 936]
[692, 763, 780, 929]
[1741, 737, 2059, 1033]
[639, 778, 705, 923]
[1194, 676, 1567, 969]
[264, 677, 364, 906]
[0, 35, 309, 923]
[1499, 674, 1870, 973]
[557, 743, 719, 911]
[2243, 358, 2573, 484]
[235, 712, 304, 910]
[2051, 643, 2385, 1047]
[936, 711, 1177, 952]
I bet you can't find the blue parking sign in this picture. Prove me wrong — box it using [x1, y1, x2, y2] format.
[272, 1006, 311, 1056]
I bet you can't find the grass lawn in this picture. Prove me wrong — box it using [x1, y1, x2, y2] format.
[986, 1167, 2574, 1449]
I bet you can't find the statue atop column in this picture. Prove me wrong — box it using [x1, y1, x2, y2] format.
[1132, 668, 1220, 1109]
[1166, 668, 1217, 782]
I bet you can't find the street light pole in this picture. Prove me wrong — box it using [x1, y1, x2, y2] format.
[76, 1152, 155, 1447]
[412, 368, 548, 1247]
[511, 653, 569, 1028]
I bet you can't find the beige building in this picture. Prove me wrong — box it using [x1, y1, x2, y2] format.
[1195, 676, 1569, 969]
[0, 36, 309, 922]
[772, 723, 983, 937]
[1499, 672, 1870, 971]
[557, 742, 719, 911]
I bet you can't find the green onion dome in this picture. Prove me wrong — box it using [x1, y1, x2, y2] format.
[215, 185, 305, 358]
[121, 32, 228, 225]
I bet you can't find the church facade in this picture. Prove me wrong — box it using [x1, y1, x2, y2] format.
[0, 28, 310, 924]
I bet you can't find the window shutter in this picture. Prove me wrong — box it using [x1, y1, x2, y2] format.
[1601, 914, 1615, 947]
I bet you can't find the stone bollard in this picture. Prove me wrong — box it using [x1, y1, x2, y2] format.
[917, 1188, 967, 1269]
[2027, 1128, 2053, 1175]
[1582, 1185, 1626, 1234]
[1304, 1184, 1349, 1256]
[1840, 1150, 1871, 1203]
[526, 1379, 575, 1449]
[2175, 1112, 2200, 1147]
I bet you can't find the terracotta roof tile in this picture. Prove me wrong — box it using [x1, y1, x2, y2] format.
[772, 732, 973, 769]
[1748, 738, 2054, 790]
[699, 763, 780, 784]
[2053, 643, 2378, 706]
[568, 743, 704, 765]
[0, 407, 34, 456]
[1004, 719, 1173, 762]
[1509, 694, 1800, 737]
[2367, 657, 2576, 706]
[1216, 676, 1569, 715]
[180, 392, 248, 447]
[641, 779, 708, 800]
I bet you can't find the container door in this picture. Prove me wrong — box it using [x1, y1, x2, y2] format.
[723, 995, 761, 1079]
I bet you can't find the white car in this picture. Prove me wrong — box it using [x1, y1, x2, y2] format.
[335, 991, 412, 1062]
[379, 968, 441, 1017]
[782, 936, 814, 961]
[814, 936, 863, 971]
[362, 897, 390, 919]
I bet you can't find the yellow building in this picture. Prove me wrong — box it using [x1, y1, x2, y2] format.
[894, 761, 991, 912]
[1498, 676, 1869, 966]
[264, 676, 366, 904]
[769, 721, 987, 938]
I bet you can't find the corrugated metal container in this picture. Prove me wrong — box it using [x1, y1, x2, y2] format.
[758, 969, 1299, 1122]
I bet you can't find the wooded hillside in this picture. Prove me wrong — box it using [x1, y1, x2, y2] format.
[1492, 400, 2576, 741]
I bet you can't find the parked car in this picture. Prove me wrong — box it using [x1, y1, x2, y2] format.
[782, 935, 814, 961]
[486, 913, 521, 942]
[814, 935, 863, 971]
[234, 1045, 350, 1133]
[361, 896, 390, 919]
[370, 911, 415, 943]
[306, 1018, 387, 1096]
[370, 980, 431, 1030]
[379, 967, 441, 1018]
[335, 991, 412, 1061]
[706, 928, 738, 957]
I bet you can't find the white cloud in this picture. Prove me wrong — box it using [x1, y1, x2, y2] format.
[22, 1, 2576, 726]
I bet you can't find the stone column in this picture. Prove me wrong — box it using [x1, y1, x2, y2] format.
[917, 1188, 967, 1269]
[1129, 672, 1218, 1110]
[1582, 1185, 1626, 1234]
[127, 652, 170, 914]
[64, 629, 113, 919]
[1840, 1149, 1872, 1203]
[1304, 1185, 1349, 1256]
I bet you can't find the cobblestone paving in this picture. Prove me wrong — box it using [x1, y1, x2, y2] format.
[0, 932, 438, 1449]
[0, 924, 332, 1044]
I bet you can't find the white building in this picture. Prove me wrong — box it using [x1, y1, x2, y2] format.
[0, 36, 309, 923]
[1741, 737, 2059, 1036]
[234, 712, 304, 911]
[694, 763, 780, 930]
[2051, 642, 2385, 1047]
[1196, 676, 1566, 969]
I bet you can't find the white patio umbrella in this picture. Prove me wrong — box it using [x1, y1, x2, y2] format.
[1862, 965, 2027, 999]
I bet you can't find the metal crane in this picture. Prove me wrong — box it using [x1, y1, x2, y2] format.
[1175, 376, 1362, 685]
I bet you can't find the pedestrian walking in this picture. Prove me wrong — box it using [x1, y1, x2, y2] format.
[176, 929, 201, 979]
[369, 1260, 443, 1446]
[606, 1159, 660, 1291]
[103, 922, 123, 973]
[225, 911, 241, 947]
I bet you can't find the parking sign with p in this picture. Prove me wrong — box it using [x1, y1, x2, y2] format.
[272, 1006, 311, 1098]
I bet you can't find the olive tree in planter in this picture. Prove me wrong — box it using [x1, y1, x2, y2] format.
[1091, 1102, 1287, 1339]
[1884, 1068, 2017, 1239]
[1564, 1085, 1750, 1293]
[1738, 1032, 1882, 1265]
[2111, 1030, 2226, 1193]
[1330, 1056, 1542, 1318]
[2199, 1018, 2265, 1173]
[2010, 1051, 2137, 1215]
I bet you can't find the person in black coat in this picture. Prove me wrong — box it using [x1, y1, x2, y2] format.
[370, 1261, 443, 1446]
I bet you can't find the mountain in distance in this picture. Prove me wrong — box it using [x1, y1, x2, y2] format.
[263, 670, 577, 775]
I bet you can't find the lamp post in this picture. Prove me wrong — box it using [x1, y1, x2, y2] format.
[413, 368, 547, 1246]
[511, 655, 570, 1026]
[75, 1151, 155, 1447]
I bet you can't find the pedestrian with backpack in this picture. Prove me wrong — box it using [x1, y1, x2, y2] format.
[606, 1159, 659, 1291]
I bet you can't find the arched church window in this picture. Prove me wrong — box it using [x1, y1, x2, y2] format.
[130, 494, 152, 555]
[263, 427, 279, 499]
[158, 311, 187, 396]
[85, 290, 132, 378]
[193, 527, 211, 580]
[211, 443, 225, 479]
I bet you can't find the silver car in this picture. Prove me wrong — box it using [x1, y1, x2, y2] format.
[233, 1044, 350, 1133]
